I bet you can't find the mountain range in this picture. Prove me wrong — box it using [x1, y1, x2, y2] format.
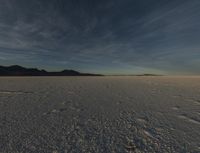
[0, 65, 102, 76]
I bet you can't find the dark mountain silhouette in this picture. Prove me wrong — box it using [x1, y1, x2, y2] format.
[0, 65, 102, 76]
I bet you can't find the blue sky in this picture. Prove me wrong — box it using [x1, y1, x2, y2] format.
[0, 0, 200, 74]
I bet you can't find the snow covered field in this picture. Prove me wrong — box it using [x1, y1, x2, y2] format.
[0, 76, 200, 153]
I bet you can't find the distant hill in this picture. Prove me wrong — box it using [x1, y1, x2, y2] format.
[0, 65, 102, 76]
[135, 74, 163, 76]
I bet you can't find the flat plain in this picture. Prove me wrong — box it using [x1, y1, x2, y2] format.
[0, 76, 200, 153]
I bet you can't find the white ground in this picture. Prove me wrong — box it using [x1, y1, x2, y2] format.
[0, 76, 200, 153]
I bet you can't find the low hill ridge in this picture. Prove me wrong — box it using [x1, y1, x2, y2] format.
[0, 65, 102, 76]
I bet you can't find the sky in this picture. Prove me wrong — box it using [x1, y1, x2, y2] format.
[0, 0, 200, 75]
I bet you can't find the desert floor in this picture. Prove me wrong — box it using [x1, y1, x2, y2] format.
[0, 76, 200, 153]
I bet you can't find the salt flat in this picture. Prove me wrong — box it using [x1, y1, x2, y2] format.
[0, 76, 200, 153]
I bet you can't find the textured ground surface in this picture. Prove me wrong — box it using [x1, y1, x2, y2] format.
[0, 76, 200, 153]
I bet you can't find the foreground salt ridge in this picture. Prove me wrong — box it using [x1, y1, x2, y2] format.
[0, 76, 200, 153]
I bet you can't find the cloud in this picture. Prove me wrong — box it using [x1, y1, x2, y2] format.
[0, 0, 199, 74]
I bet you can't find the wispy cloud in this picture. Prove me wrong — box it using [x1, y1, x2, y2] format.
[0, 0, 199, 74]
